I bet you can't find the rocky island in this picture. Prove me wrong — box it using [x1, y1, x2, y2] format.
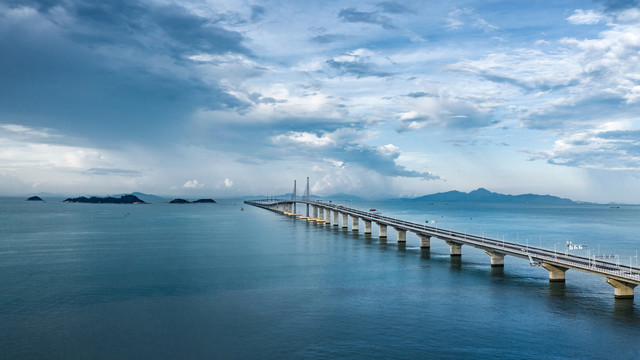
[63, 195, 147, 204]
[26, 196, 44, 201]
[169, 198, 216, 204]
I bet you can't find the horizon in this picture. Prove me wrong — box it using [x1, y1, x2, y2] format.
[2, 1, 640, 203]
[9, 187, 639, 205]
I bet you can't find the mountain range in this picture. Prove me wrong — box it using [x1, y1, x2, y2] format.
[405, 188, 577, 204]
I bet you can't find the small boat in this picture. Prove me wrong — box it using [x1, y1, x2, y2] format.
[369, 209, 376, 212]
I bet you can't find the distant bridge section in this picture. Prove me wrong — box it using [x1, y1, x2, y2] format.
[244, 198, 640, 299]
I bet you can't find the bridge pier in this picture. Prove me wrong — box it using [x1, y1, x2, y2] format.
[318, 207, 324, 220]
[352, 216, 359, 232]
[341, 213, 348, 229]
[325, 209, 331, 224]
[363, 220, 372, 234]
[333, 211, 339, 226]
[378, 224, 387, 238]
[445, 241, 462, 256]
[394, 228, 406, 243]
[484, 250, 505, 267]
[542, 263, 568, 282]
[418, 234, 430, 249]
[606, 278, 637, 299]
[312, 205, 318, 219]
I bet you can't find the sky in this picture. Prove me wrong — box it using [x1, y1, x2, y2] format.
[2, 0, 640, 202]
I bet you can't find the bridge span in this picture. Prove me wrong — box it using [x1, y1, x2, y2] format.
[245, 198, 640, 299]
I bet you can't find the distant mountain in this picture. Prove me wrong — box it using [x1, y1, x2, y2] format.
[64, 195, 147, 204]
[410, 188, 577, 204]
[169, 198, 216, 204]
[112, 192, 167, 202]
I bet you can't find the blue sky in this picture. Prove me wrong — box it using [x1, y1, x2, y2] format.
[2, 0, 640, 202]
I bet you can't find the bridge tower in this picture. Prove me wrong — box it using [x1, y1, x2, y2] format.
[304, 177, 310, 216]
[291, 180, 297, 214]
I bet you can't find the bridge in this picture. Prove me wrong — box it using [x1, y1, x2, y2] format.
[244, 180, 640, 299]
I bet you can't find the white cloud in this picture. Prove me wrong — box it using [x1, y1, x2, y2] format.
[224, 178, 234, 187]
[272, 131, 335, 147]
[567, 9, 604, 25]
[183, 179, 205, 189]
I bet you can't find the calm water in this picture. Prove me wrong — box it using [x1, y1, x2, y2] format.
[1, 197, 639, 359]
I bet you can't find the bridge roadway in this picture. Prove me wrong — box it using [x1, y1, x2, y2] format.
[245, 199, 640, 299]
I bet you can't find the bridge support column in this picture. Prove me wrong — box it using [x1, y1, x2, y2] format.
[325, 209, 331, 224]
[363, 220, 372, 234]
[342, 213, 348, 229]
[318, 207, 324, 220]
[445, 241, 462, 256]
[394, 228, 406, 243]
[378, 224, 387, 238]
[352, 216, 359, 232]
[484, 250, 505, 267]
[312, 206, 318, 219]
[542, 263, 568, 282]
[418, 234, 431, 249]
[333, 211, 339, 226]
[606, 278, 637, 299]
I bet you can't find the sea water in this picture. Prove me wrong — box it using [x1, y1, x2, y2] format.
[1, 197, 639, 359]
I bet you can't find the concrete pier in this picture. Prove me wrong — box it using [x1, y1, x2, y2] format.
[352, 216, 359, 232]
[484, 250, 505, 267]
[363, 220, 372, 234]
[418, 234, 431, 249]
[394, 228, 406, 243]
[245, 199, 640, 300]
[542, 263, 568, 282]
[606, 278, 637, 299]
[445, 241, 462, 256]
[378, 224, 387, 238]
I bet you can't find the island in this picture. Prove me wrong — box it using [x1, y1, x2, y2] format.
[63, 195, 147, 204]
[169, 198, 216, 204]
[26, 196, 44, 201]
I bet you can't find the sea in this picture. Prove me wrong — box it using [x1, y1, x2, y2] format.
[1, 197, 639, 359]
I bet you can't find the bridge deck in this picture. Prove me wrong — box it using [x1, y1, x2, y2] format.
[245, 199, 640, 285]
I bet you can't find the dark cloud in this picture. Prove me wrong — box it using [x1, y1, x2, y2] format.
[0, 0, 253, 145]
[310, 34, 347, 44]
[405, 91, 434, 98]
[248, 93, 287, 105]
[376, 1, 411, 14]
[597, 0, 640, 11]
[250, 5, 265, 22]
[326, 59, 393, 78]
[338, 7, 396, 29]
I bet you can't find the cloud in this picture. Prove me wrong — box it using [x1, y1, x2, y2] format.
[567, 9, 604, 25]
[183, 179, 205, 189]
[376, 1, 411, 14]
[325, 49, 393, 78]
[224, 178, 234, 187]
[310, 34, 347, 44]
[338, 7, 396, 29]
[84, 168, 142, 176]
[250, 5, 265, 22]
[395, 94, 495, 132]
[445, 8, 498, 32]
[528, 127, 640, 170]
[271, 129, 439, 180]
